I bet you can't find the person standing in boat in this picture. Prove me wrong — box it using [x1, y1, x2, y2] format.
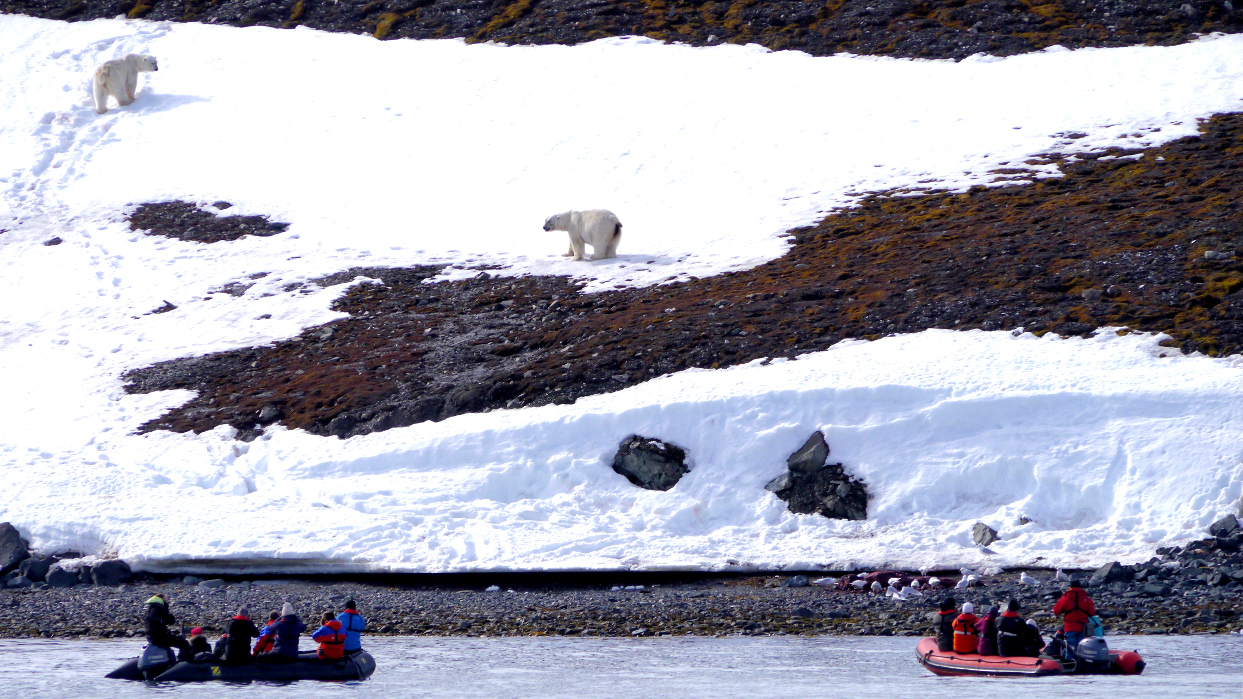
[952, 602, 980, 653]
[336, 600, 367, 654]
[143, 594, 193, 661]
[1052, 578, 1096, 656]
[935, 597, 957, 651]
[219, 606, 261, 665]
[256, 603, 307, 663]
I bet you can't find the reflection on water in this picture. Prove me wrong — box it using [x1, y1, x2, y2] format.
[5, 635, 1241, 698]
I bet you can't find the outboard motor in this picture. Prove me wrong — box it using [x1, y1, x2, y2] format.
[1075, 636, 1112, 673]
[137, 644, 176, 680]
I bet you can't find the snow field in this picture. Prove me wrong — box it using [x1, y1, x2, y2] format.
[1, 16, 1242, 571]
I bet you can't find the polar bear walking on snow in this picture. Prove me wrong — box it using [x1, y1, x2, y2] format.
[542, 209, 622, 261]
[93, 54, 159, 114]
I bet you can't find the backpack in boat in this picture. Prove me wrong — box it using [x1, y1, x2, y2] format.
[1086, 615, 1104, 637]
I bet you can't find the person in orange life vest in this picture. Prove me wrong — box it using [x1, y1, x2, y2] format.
[952, 602, 980, 653]
[252, 611, 280, 656]
[1052, 578, 1096, 656]
[935, 596, 957, 652]
[311, 612, 347, 660]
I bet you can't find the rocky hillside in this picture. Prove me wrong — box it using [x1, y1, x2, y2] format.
[3, 0, 1241, 60]
[123, 113, 1243, 439]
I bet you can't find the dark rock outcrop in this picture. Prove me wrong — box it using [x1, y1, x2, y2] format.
[0, 523, 30, 575]
[972, 522, 1000, 547]
[1210, 514, 1240, 538]
[46, 565, 79, 588]
[91, 560, 132, 587]
[765, 432, 868, 520]
[18, 556, 53, 583]
[1090, 561, 1132, 587]
[611, 436, 689, 491]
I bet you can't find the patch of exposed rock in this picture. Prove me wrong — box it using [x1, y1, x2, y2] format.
[128, 201, 289, 243]
[611, 436, 689, 491]
[765, 432, 867, 520]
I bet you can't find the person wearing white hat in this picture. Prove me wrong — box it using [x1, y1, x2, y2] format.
[255, 602, 307, 663]
[952, 602, 980, 653]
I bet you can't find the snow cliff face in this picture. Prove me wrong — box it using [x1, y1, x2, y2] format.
[1, 16, 1242, 572]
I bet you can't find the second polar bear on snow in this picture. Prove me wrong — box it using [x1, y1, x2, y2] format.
[543, 209, 622, 261]
[93, 54, 159, 114]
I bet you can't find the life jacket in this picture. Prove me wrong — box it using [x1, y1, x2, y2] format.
[952, 613, 980, 653]
[1054, 587, 1095, 632]
[253, 623, 277, 655]
[338, 610, 366, 651]
[313, 620, 346, 660]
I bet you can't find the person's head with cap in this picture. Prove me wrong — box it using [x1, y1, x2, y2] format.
[961, 602, 974, 614]
[1008, 599, 1021, 612]
[281, 602, 296, 617]
[190, 627, 205, 638]
[344, 599, 357, 611]
[988, 605, 1000, 617]
[939, 596, 956, 612]
[237, 606, 250, 619]
[1068, 577, 1082, 589]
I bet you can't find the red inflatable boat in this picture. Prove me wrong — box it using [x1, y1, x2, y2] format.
[915, 638, 1145, 677]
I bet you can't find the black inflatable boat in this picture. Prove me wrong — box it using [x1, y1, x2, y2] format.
[107, 645, 376, 682]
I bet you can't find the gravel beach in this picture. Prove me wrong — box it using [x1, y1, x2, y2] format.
[2, 566, 1239, 643]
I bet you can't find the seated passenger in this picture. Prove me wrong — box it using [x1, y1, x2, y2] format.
[252, 611, 280, 656]
[997, 599, 1041, 657]
[935, 597, 956, 652]
[312, 612, 347, 661]
[220, 606, 260, 665]
[336, 600, 367, 654]
[186, 628, 214, 663]
[952, 602, 980, 653]
[975, 605, 1000, 656]
[256, 603, 306, 663]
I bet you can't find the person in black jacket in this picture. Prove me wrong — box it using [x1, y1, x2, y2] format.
[220, 606, 261, 665]
[144, 594, 192, 660]
[935, 596, 957, 652]
[997, 599, 1043, 657]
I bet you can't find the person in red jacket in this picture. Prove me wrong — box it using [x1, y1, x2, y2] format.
[251, 611, 280, 656]
[951, 602, 980, 653]
[1052, 578, 1096, 657]
[311, 612, 347, 660]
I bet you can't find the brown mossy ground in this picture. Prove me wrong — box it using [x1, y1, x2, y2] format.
[4, 0, 1241, 61]
[123, 113, 1243, 440]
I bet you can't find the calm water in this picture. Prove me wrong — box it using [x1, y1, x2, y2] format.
[5, 635, 1241, 698]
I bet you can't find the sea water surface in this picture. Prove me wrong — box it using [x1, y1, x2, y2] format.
[5, 635, 1242, 698]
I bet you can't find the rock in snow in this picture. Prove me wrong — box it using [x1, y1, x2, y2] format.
[1209, 514, 1239, 538]
[972, 522, 1001, 547]
[91, 559, 132, 587]
[765, 432, 868, 520]
[0, 523, 30, 576]
[611, 436, 690, 491]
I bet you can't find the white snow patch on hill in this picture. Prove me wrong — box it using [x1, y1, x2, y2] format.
[1, 16, 1242, 572]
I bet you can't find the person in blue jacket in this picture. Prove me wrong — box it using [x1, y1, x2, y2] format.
[336, 599, 367, 654]
[256, 603, 307, 663]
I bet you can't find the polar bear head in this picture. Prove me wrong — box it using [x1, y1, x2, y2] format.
[130, 54, 159, 72]
[542, 212, 571, 232]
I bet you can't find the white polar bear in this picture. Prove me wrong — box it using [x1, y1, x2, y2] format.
[542, 209, 622, 261]
[92, 54, 158, 114]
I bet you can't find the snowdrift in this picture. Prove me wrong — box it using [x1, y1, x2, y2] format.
[2, 16, 1243, 572]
